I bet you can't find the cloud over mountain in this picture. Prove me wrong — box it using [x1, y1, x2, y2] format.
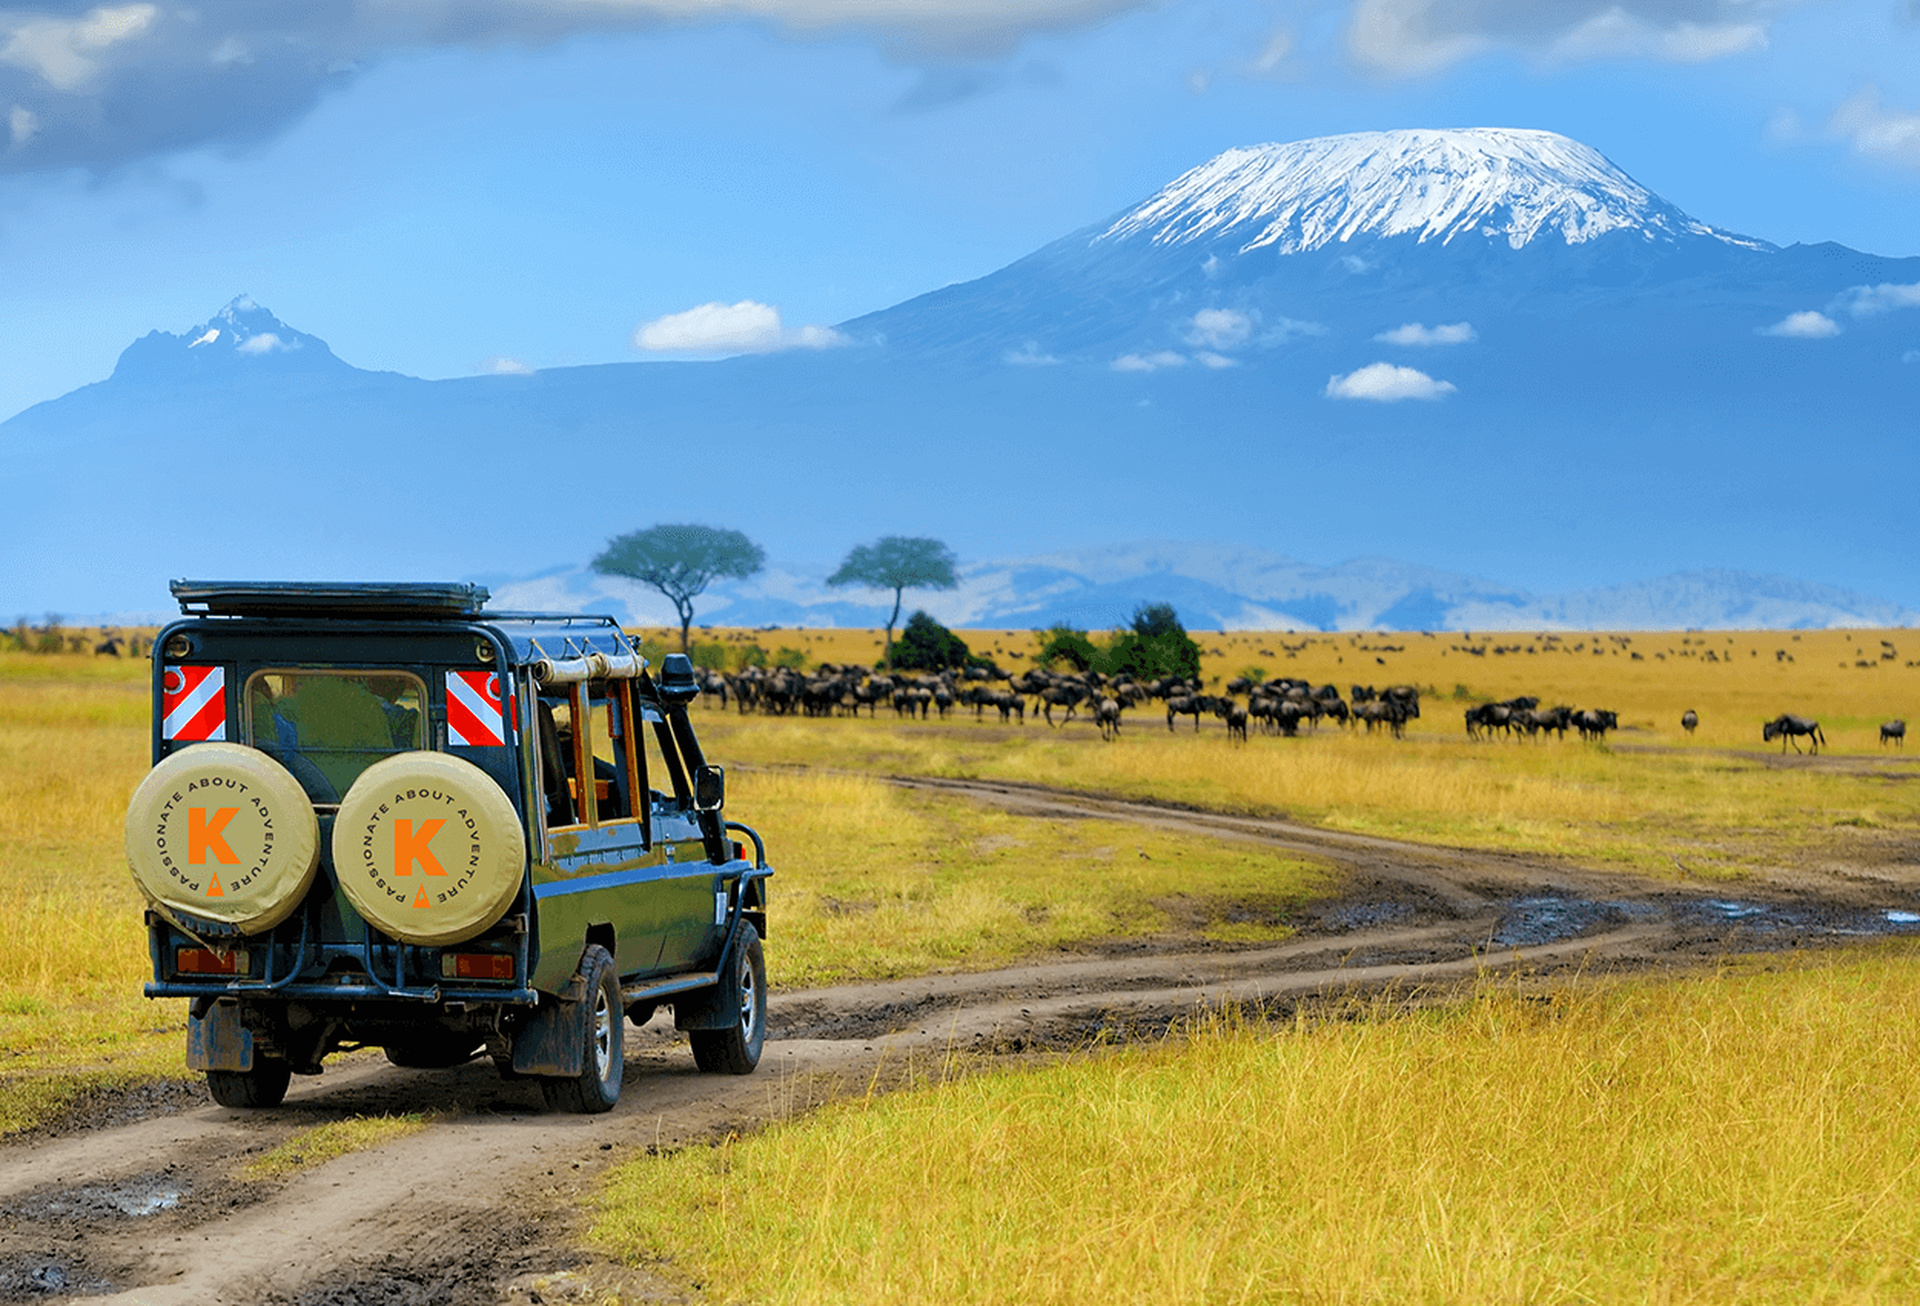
[0, 0, 1147, 176]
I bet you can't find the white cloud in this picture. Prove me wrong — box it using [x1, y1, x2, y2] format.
[7, 104, 35, 145]
[1196, 352, 1237, 369]
[237, 331, 293, 354]
[1548, 12, 1765, 62]
[1186, 308, 1253, 350]
[1761, 311, 1841, 339]
[1348, 0, 1781, 76]
[1249, 27, 1295, 75]
[1325, 362, 1456, 401]
[187, 328, 219, 348]
[1834, 281, 1920, 318]
[1, 0, 1152, 174]
[483, 356, 534, 375]
[1375, 321, 1477, 347]
[1113, 351, 1186, 372]
[1829, 85, 1920, 172]
[1905, 350, 1920, 365]
[1004, 342, 1059, 366]
[633, 300, 845, 355]
[1, 4, 157, 91]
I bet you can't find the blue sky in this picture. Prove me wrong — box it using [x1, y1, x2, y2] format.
[2, 0, 1917, 424]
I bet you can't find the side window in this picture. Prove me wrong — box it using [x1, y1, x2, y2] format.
[537, 680, 647, 838]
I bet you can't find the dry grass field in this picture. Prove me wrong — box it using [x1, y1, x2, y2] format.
[6, 625, 1920, 1302]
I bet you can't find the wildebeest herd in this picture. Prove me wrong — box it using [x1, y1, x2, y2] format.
[696, 663, 1428, 741]
[693, 661, 1907, 755]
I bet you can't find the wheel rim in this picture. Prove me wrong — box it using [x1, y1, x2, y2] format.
[737, 950, 758, 1042]
[592, 986, 615, 1084]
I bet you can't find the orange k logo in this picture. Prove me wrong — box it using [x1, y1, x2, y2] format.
[394, 819, 447, 876]
[188, 807, 240, 865]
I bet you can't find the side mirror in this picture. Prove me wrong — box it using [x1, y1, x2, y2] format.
[658, 654, 701, 706]
[692, 764, 725, 813]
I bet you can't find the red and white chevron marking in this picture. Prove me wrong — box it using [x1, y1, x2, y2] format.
[446, 670, 507, 747]
[161, 665, 227, 741]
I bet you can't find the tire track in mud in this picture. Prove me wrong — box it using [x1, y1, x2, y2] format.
[7, 773, 1917, 1305]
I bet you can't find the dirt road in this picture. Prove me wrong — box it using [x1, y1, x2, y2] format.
[6, 773, 1917, 1305]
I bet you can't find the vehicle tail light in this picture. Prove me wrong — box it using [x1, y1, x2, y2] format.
[732, 840, 745, 862]
[176, 947, 248, 976]
[443, 953, 515, 980]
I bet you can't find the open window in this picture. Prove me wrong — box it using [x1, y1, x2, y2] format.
[535, 679, 648, 843]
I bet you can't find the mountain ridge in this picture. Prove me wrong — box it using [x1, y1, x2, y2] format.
[5, 128, 1917, 620]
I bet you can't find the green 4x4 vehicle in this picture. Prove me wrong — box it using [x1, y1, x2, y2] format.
[124, 581, 771, 1113]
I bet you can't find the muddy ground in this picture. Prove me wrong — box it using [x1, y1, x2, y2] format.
[5, 767, 1918, 1305]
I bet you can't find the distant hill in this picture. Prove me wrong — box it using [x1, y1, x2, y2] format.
[5, 129, 1917, 621]
[477, 543, 1919, 634]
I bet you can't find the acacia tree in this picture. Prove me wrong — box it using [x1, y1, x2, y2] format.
[827, 535, 959, 668]
[591, 523, 765, 654]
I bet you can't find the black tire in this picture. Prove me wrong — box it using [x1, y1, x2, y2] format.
[539, 945, 623, 1114]
[690, 926, 766, 1075]
[206, 1060, 291, 1109]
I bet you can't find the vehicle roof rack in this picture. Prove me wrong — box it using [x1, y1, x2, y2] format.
[170, 580, 492, 618]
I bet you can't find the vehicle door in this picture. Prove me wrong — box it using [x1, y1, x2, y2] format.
[529, 676, 677, 983]
[643, 705, 726, 973]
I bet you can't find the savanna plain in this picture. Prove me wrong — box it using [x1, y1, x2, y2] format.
[4, 625, 1920, 1304]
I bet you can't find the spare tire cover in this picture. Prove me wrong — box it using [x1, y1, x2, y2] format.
[331, 751, 527, 947]
[124, 743, 320, 934]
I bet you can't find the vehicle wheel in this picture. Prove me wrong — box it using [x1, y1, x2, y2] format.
[205, 1059, 291, 1108]
[539, 946, 623, 1114]
[384, 1033, 484, 1069]
[690, 926, 765, 1075]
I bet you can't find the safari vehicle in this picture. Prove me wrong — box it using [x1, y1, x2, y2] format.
[124, 581, 770, 1113]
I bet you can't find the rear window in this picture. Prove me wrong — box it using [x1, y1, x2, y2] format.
[245, 670, 426, 802]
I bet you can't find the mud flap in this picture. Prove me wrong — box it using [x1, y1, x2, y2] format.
[672, 980, 730, 1030]
[187, 1003, 253, 1072]
[510, 980, 587, 1077]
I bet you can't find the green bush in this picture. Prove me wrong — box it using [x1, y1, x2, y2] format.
[892, 611, 972, 671]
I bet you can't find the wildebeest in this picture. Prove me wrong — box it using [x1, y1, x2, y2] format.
[1681, 709, 1698, 735]
[1881, 719, 1906, 747]
[1762, 714, 1825, 754]
[1573, 708, 1618, 741]
[1095, 697, 1123, 741]
[1223, 703, 1248, 743]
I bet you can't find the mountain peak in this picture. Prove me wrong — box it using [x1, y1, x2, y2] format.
[109, 296, 347, 384]
[1099, 128, 1770, 255]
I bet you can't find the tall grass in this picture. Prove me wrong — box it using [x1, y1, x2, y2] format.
[702, 712, 1920, 877]
[597, 944, 1920, 1304]
[0, 657, 163, 1047]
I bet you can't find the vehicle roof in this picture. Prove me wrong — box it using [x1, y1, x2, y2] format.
[169, 580, 640, 669]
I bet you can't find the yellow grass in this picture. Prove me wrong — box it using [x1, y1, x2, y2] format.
[597, 943, 1920, 1305]
[715, 766, 1331, 986]
[236, 1112, 433, 1180]
[0, 653, 177, 1126]
[654, 624, 1919, 752]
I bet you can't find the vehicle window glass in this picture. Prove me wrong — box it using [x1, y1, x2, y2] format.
[536, 694, 577, 830]
[587, 692, 637, 822]
[245, 670, 424, 803]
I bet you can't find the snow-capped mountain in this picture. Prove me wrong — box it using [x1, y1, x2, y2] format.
[108, 296, 352, 383]
[1097, 128, 1767, 254]
[4, 129, 1916, 621]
